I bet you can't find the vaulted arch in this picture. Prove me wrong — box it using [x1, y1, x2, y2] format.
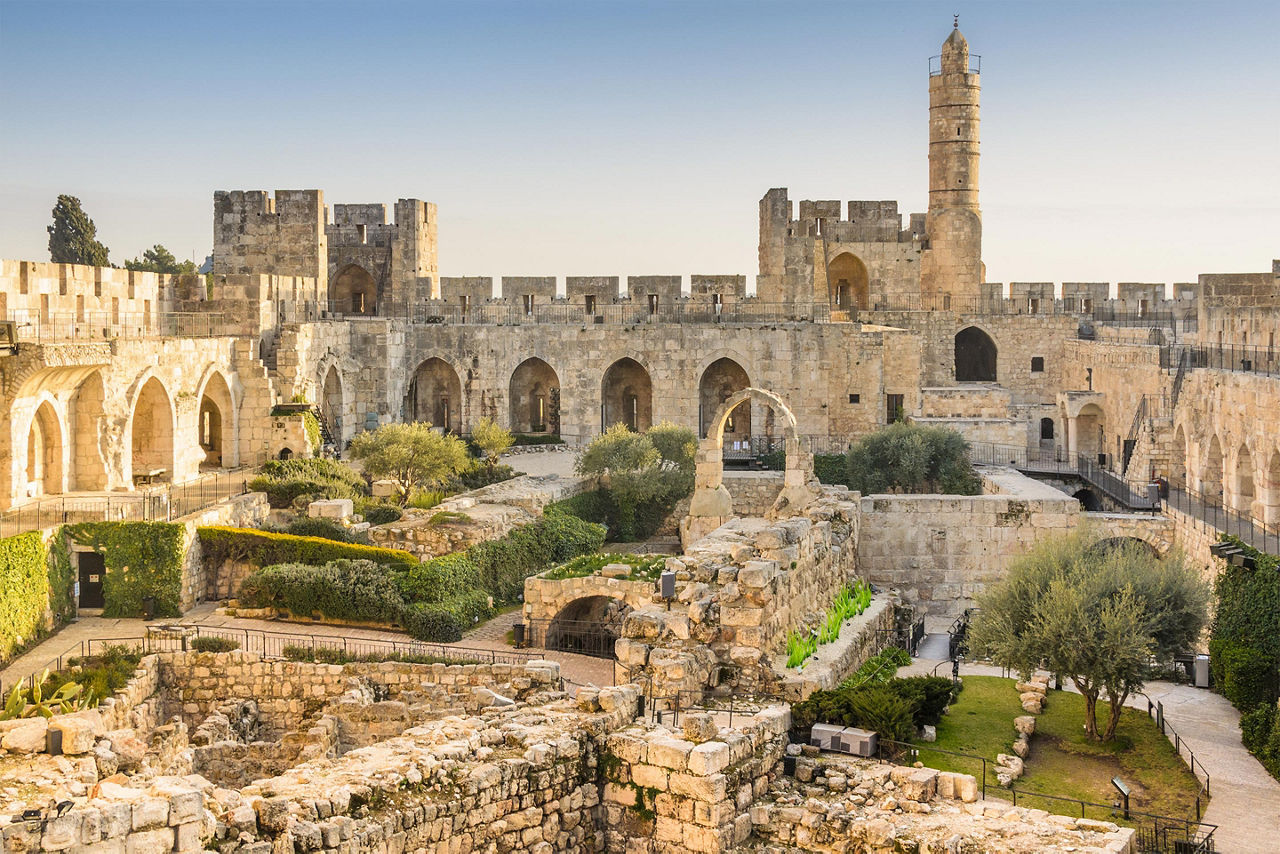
[329, 263, 377, 316]
[198, 370, 236, 469]
[510, 357, 559, 435]
[698, 357, 751, 439]
[26, 400, 65, 498]
[1201, 434, 1224, 500]
[408, 357, 463, 433]
[601, 357, 652, 432]
[129, 376, 175, 485]
[955, 326, 998, 382]
[826, 252, 869, 313]
[1233, 443, 1256, 516]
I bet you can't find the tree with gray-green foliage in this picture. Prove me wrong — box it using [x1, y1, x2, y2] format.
[348, 422, 469, 506]
[470, 417, 513, 473]
[968, 530, 1210, 741]
[124, 244, 196, 274]
[575, 421, 697, 540]
[845, 422, 980, 495]
[47, 195, 110, 266]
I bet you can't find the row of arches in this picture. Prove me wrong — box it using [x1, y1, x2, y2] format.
[15, 368, 236, 504]
[403, 355, 754, 438]
[1171, 425, 1280, 524]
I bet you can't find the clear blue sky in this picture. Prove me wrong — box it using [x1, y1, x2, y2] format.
[1, 0, 1276, 289]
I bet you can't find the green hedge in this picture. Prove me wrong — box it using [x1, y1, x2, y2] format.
[791, 674, 957, 746]
[239, 560, 406, 624]
[65, 522, 184, 618]
[398, 553, 480, 603]
[468, 510, 606, 602]
[198, 526, 418, 571]
[760, 451, 849, 486]
[247, 457, 368, 508]
[284, 517, 352, 543]
[546, 489, 671, 543]
[403, 591, 494, 642]
[1210, 638, 1279, 711]
[0, 532, 51, 665]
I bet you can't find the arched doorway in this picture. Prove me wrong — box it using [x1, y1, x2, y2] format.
[826, 253, 869, 312]
[71, 372, 107, 491]
[1089, 537, 1159, 558]
[509, 358, 560, 435]
[699, 358, 751, 440]
[321, 366, 344, 444]
[955, 326, 997, 382]
[1263, 450, 1280, 527]
[545, 596, 631, 659]
[26, 401, 64, 498]
[1170, 425, 1188, 490]
[408, 358, 463, 432]
[1076, 403, 1105, 462]
[199, 371, 235, 470]
[329, 264, 377, 316]
[1202, 435, 1224, 501]
[601, 358, 652, 432]
[1039, 417, 1055, 450]
[1233, 443, 1255, 516]
[130, 377, 174, 485]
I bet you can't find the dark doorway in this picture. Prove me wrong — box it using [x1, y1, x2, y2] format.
[955, 326, 998, 382]
[1073, 488, 1103, 512]
[78, 552, 105, 608]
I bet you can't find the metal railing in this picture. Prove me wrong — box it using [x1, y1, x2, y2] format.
[1, 627, 538, 697]
[6, 311, 233, 342]
[1077, 454, 1161, 510]
[1143, 697, 1211, 803]
[0, 468, 253, 539]
[1006, 788, 1214, 852]
[1163, 486, 1280, 555]
[522, 618, 619, 660]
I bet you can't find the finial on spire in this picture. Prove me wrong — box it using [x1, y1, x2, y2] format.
[954, 14, 959, 29]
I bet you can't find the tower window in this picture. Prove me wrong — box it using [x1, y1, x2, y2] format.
[1031, 357, 1045, 373]
[848, 393, 860, 404]
[357, 224, 367, 244]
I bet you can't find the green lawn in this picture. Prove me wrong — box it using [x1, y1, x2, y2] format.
[926, 676, 1207, 823]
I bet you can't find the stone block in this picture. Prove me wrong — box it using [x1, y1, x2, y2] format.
[1013, 715, 1036, 735]
[308, 498, 353, 519]
[687, 741, 730, 776]
[125, 828, 173, 854]
[1, 718, 48, 753]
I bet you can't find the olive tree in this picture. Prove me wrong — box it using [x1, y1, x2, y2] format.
[471, 416, 514, 473]
[348, 422, 469, 505]
[968, 530, 1209, 741]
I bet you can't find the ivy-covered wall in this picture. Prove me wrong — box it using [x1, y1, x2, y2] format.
[66, 522, 186, 618]
[0, 532, 52, 665]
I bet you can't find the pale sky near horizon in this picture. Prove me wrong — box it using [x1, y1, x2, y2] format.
[1, 0, 1276, 292]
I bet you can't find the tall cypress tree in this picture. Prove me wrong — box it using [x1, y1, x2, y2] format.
[47, 195, 110, 266]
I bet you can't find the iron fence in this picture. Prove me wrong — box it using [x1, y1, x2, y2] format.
[522, 618, 619, 660]
[1005, 788, 1214, 853]
[1163, 486, 1280, 558]
[0, 468, 253, 539]
[6, 311, 233, 342]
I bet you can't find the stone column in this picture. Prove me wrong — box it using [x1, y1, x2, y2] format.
[1067, 415, 1079, 460]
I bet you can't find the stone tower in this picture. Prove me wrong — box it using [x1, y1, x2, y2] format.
[921, 23, 984, 305]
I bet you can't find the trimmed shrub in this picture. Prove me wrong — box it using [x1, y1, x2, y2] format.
[248, 458, 368, 508]
[1218, 641, 1279, 711]
[449, 462, 519, 492]
[886, 676, 956, 728]
[360, 503, 403, 526]
[792, 670, 955, 744]
[190, 636, 241, 653]
[0, 532, 51, 665]
[401, 590, 494, 643]
[468, 510, 605, 603]
[845, 422, 982, 495]
[285, 517, 351, 543]
[65, 522, 184, 618]
[398, 553, 481, 603]
[239, 559, 405, 625]
[198, 526, 418, 571]
[1241, 703, 1276, 755]
[513, 433, 563, 446]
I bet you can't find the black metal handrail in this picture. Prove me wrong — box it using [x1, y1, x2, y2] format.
[1007, 787, 1215, 851]
[1163, 486, 1280, 555]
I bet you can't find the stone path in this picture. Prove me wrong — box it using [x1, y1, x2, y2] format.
[900, 656, 1280, 853]
[501, 448, 579, 478]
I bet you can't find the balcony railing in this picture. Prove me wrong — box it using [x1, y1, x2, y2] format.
[6, 310, 232, 342]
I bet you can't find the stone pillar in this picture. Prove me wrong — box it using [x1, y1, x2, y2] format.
[683, 438, 733, 550]
[1067, 415, 1079, 460]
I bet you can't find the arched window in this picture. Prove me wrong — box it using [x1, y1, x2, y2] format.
[955, 326, 998, 382]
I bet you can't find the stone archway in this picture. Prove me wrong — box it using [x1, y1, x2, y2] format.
[510, 357, 560, 435]
[601, 357, 652, 432]
[330, 263, 377, 316]
[683, 387, 820, 548]
[198, 370, 236, 470]
[698, 357, 751, 439]
[1201, 434, 1224, 501]
[1171, 424, 1188, 490]
[955, 326, 997, 382]
[1233, 443, 1256, 516]
[1076, 403, 1105, 462]
[321, 365, 344, 444]
[26, 400, 65, 498]
[408, 357, 463, 433]
[1263, 449, 1280, 527]
[129, 376, 175, 485]
[543, 596, 631, 659]
[826, 252, 869, 313]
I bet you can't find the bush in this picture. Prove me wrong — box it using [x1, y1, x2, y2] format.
[190, 636, 241, 653]
[398, 552, 481, 603]
[0, 532, 51, 666]
[513, 433, 563, 446]
[248, 458, 368, 508]
[239, 559, 406, 625]
[285, 517, 351, 543]
[42, 643, 143, 703]
[543, 552, 667, 581]
[198, 526, 418, 571]
[402, 603, 464, 642]
[468, 510, 605, 602]
[573, 423, 694, 541]
[449, 462, 519, 492]
[1241, 703, 1276, 754]
[845, 422, 981, 495]
[791, 673, 953, 746]
[280, 644, 472, 666]
[1215, 640, 1280, 711]
[359, 502, 403, 526]
[887, 676, 956, 728]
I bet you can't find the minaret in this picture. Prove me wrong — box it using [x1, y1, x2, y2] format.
[921, 20, 984, 304]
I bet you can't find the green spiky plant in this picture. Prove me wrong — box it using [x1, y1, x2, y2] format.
[0, 670, 92, 720]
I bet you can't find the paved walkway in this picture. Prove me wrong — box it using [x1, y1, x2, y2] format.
[500, 448, 579, 478]
[900, 655, 1280, 853]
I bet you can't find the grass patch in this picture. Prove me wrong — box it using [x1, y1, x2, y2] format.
[927, 676, 1206, 822]
[542, 552, 667, 582]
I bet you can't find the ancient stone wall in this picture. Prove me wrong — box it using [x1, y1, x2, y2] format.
[179, 491, 269, 610]
[858, 469, 1080, 618]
